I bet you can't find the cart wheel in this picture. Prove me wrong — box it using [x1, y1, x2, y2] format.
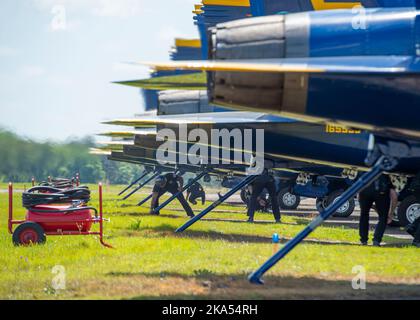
[12, 222, 46, 246]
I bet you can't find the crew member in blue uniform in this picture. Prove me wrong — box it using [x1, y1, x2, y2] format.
[150, 173, 194, 217]
[186, 178, 206, 205]
[359, 175, 393, 246]
[247, 169, 281, 223]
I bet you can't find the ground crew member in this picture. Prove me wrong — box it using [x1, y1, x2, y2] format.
[247, 170, 281, 223]
[359, 174, 393, 246]
[244, 186, 270, 213]
[150, 173, 194, 217]
[186, 179, 206, 205]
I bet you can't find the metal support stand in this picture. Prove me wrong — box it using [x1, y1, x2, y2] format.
[8, 183, 13, 234]
[152, 171, 207, 214]
[122, 171, 160, 200]
[248, 156, 396, 285]
[137, 194, 153, 207]
[175, 174, 258, 233]
[99, 183, 113, 248]
[118, 170, 150, 196]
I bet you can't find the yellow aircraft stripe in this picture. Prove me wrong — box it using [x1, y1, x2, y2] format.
[311, 0, 361, 10]
[175, 38, 202, 48]
[194, 4, 203, 13]
[202, 0, 250, 7]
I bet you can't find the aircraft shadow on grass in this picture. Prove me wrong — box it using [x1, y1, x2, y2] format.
[124, 220, 411, 248]
[103, 272, 420, 300]
[137, 223, 357, 246]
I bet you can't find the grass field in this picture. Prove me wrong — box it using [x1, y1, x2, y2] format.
[0, 183, 419, 300]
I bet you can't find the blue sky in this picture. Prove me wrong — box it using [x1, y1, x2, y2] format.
[0, 0, 197, 141]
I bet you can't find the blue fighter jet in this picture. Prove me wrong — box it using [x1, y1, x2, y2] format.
[128, 1, 420, 284]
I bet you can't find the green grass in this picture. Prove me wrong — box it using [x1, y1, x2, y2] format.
[0, 183, 419, 300]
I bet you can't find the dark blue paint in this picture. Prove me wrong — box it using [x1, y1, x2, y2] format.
[306, 73, 420, 136]
[250, 0, 417, 16]
[215, 122, 371, 170]
[308, 8, 416, 57]
[141, 89, 159, 112]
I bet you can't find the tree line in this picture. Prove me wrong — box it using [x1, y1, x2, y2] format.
[0, 129, 143, 184]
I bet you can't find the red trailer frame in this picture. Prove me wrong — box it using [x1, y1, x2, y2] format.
[8, 183, 113, 248]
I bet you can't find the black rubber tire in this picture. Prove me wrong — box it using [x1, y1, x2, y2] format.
[326, 190, 356, 218]
[278, 188, 300, 210]
[12, 222, 46, 246]
[397, 195, 420, 227]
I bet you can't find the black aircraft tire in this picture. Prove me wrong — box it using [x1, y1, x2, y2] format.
[397, 195, 420, 227]
[278, 188, 300, 210]
[326, 190, 356, 218]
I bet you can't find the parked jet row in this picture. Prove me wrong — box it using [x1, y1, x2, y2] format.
[97, 0, 420, 284]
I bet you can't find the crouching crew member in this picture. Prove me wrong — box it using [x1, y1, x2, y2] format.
[359, 174, 393, 246]
[150, 173, 195, 217]
[247, 170, 281, 223]
[186, 179, 206, 205]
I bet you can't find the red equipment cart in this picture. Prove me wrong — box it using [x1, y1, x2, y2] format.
[8, 183, 112, 248]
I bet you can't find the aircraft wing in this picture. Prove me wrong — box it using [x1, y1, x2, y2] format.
[98, 128, 157, 138]
[103, 111, 298, 126]
[89, 148, 112, 156]
[139, 56, 420, 138]
[138, 56, 418, 74]
[96, 140, 134, 152]
[113, 73, 207, 90]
